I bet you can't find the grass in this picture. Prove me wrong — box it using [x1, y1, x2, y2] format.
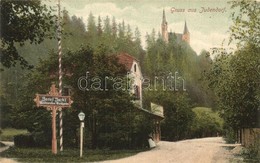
[0, 146, 146, 162]
[0, 128, 29, 141]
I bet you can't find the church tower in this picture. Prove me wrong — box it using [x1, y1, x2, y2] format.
[182, 21, 190, 44]
[161, 9, 168, 43]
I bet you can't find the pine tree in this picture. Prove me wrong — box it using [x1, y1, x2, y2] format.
[103, 16, 111, 36]
[112, 16, 117, 39]
[97, 16, 103, 37]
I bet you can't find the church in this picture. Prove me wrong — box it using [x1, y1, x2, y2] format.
[161, 9, 190, 44]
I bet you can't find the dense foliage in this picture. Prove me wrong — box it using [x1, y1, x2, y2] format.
[191, 107, 223, 138]
[200, 1, 260, 160]
[0, 0, 56, 69]
[0, 0, 223, 150]
[13, 47, 153, 149]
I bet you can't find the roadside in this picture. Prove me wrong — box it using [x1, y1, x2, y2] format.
[0, 141, 17, 163]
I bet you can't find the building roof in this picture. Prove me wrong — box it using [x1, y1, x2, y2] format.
[117, 53, 138, 71]
[169, 32, 183, 43]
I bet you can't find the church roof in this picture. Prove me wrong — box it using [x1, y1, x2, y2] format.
[169, 32, 183, 43]
[117, 53, 138, 71]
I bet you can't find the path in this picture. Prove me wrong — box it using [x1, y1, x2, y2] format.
[100, 137, 241, 163]
[0, 141, 17, 163]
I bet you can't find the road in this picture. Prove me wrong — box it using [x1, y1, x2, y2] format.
[0, 141, 17, 163]
[100, 137, 241, 163]
[0, 137, 242, 163]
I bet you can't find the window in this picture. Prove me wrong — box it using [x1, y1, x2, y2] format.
[134, 85, 140, 100]
[134, 64, 137, 72]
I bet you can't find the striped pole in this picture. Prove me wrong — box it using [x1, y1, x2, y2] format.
[57, 0, 63, 152]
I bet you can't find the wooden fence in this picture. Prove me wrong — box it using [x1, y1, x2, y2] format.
[239, 128, 260, 147]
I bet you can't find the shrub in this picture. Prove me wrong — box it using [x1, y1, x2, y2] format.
[223, 128, 236, 144]
[14, 134, 35, 147]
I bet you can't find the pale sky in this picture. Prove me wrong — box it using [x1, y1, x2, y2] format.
[45, 0, 236, 54]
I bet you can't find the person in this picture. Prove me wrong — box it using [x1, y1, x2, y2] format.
[148, 134, 156, 148]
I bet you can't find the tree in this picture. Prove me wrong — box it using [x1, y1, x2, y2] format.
[86, 12, 97, 46]
[204, 0, 260, 136]
[14, 44, 152, 149]
[205, 45, 260, 130]
[111, 16, 117, 38]
[229, 0, 260, 48]
[191, 107, 223, 138]
[0, 0, 56, 69]
[103, 16, 111, 36]
[97, 16, 103, 37]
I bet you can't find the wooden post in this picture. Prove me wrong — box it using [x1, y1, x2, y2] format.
[52, 108, 57, 154]
[34, 84, 72, 155]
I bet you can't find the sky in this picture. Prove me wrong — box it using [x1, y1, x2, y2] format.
[45, 0, 236, 55]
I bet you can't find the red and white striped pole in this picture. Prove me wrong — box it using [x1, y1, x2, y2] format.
[57, 0, 63, 152]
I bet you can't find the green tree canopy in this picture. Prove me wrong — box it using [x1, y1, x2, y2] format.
[0, 0, 56, 69]
[229, 0, 260, 48]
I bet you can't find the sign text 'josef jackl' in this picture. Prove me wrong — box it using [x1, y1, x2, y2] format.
[34, 94, 72, 108]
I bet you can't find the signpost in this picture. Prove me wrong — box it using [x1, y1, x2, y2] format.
[34, 83, 72, 154]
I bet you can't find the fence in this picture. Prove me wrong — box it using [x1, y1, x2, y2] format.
[240, 128, 260, 147]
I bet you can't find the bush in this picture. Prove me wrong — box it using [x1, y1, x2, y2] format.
[14, 134, 35, 147]
[191, 107, 223, 138]
[32, 131, 51, 147]
[0, 128, 28, 141]
[223, 127, 236, 144]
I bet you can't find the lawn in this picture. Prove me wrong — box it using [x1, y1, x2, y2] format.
[0, 128, 147, 162]
[0, 128, 28, 141]
[0, 146, 145, 162]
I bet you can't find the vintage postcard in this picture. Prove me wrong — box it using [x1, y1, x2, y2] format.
[0, 0, 259, 162]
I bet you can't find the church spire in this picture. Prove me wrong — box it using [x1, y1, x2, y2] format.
[161, 9, 168, 43]
[162, 9, 167, 24]
[182, 21, 190, 44]
[183, 21, 189, 34]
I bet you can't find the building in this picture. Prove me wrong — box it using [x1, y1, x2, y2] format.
[117, 53, 143, 108]
[161, 9, 190, 44]
[117, 52, 164, 142]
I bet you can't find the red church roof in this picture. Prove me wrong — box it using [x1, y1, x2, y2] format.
[117, 53, 138, 71]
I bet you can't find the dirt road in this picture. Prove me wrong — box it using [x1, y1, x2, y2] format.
[0, 138, 241, 163]
[0, 141, 17, 163]
[100, 137, 241, 163]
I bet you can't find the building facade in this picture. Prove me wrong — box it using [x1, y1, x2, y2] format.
[117, 53, 164, 143]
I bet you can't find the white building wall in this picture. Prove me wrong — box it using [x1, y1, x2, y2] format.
[129, 60, 143, 108]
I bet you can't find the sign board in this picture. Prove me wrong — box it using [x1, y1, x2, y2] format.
[35, 94, 72, 107]
[34, 83, 73, 154]
[34, 84, 73, 108]
[151, 103, 164, 118]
